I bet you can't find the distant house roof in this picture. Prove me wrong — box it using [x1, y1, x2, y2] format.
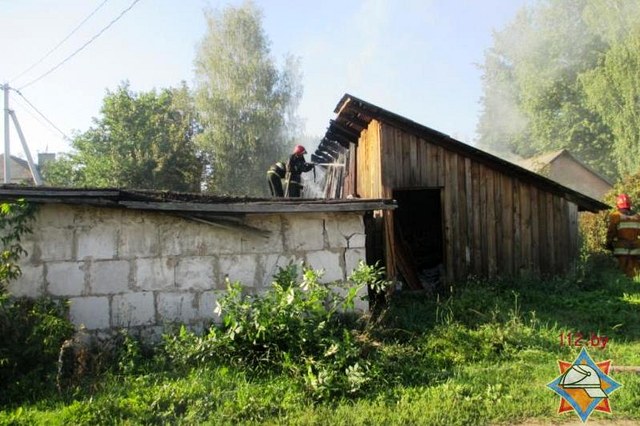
[517, 149, 613, 186]
[0, 186, 396, 215]
[0, 154, 30, 169]
[517, 149, 566, 171]
[0, 154, 36, 184]
[515, 149, 613, 201]
[314, 93, 609, 212]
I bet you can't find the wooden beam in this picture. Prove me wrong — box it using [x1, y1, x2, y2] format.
[318, 143, 342, 158]
[316, 138, 349, 156]
[337, 112, 369, 131]
[311, 153, 332, 164]
[329, 119, 361, 139]
[323, 138, 344, 153]
[325, 131, 352, 148]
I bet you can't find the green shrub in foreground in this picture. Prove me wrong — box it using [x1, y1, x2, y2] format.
[0, 296, 74, 404]
[161, 263, 383, 400]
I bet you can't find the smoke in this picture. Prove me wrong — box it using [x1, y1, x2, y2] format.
[582, 0, 640, 45]
[346, 0, 390, 89]
[302, 166, 327, 198]
[476, 1, 605, 160]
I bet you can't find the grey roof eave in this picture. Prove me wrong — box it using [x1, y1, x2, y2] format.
[0, 186, 396, 214]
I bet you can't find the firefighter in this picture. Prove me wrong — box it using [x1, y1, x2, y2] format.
[284, 145, 315, 197]
[267, 161, 286, 197]
[606, 193, 640, 277]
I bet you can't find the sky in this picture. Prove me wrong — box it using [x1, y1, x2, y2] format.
[1, 0, 531, 163]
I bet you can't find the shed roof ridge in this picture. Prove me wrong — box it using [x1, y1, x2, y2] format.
[322, 93, 609, 212]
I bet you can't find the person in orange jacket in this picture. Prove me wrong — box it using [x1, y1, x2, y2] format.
[606, 193, 640, 277]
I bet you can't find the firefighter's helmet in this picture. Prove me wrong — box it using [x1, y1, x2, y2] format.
[617, 193, 631, 210]
[293, 145, 307, 155]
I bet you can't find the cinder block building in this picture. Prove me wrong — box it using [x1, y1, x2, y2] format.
[2, 186, 394, 333]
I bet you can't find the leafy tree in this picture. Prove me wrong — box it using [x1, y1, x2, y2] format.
[193, 1, 302, 196]
[43, 83, 203, 191]
[0, 200, 35, 294]
[476, 0, 617, 180]
[581, 29, 640, 176]
[582, 0, 640, 46]
[476, 9, 532, 157]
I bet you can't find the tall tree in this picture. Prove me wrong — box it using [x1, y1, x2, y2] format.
[43, 83, 203, 191]
[476, 0, 617, 180]
[193, 1, 302, 196]
[581, 2, 640, 176]
[475, 11, 531, 158]
[581, 31, 640, 176]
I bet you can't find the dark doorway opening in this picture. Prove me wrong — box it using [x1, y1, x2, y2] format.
[392, 188, 444, 292]
[364, 211, 384, 266]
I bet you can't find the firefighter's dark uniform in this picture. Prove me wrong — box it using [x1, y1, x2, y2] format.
[267, 161, 286, 197]
[285, 154, 314, 197]
[607, 208, 640, 277]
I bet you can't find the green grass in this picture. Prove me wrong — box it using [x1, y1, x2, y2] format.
[3, 263, 640, 425]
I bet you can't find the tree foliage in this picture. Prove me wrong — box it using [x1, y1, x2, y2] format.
[44, 83, 203, 191]
[581, 28, 640, 177]
[0, 200, 35, 294]
[477, 0, 640, 181]
[193, 1, 302, 196]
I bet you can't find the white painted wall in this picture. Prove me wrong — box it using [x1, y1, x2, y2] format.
[9, 204, 368, 333]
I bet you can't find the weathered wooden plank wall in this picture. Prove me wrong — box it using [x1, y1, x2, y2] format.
[355, 120, 580, 282]
[356, 122, 383, 199]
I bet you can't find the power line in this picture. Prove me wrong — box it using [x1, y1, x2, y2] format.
[11, 0, 110, 84]
[11, 96, 57, 138]
[10, 94, 68, 142]
[18, 0, 142, 90]
[11, 88, 70, 140]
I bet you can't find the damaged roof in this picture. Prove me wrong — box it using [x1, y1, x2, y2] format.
[315, 93, 610, 213]
[0, 185, 396, 214]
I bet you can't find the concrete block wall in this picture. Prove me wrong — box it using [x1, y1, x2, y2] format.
[9, 204, 369, 332]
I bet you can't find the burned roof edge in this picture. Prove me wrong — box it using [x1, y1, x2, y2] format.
[0, 185, 396, 214]
[328, 93, 610, 213]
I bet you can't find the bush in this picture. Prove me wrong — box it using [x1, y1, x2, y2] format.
[0, 200, 74, 404]
[161, 263, 376, 399]
[0, 199, 36, 293]
[579, 211, 610, 256]
[0, 296, 74, 404]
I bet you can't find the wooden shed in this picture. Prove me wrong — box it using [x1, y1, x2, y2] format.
[311, 94, 609, 288]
